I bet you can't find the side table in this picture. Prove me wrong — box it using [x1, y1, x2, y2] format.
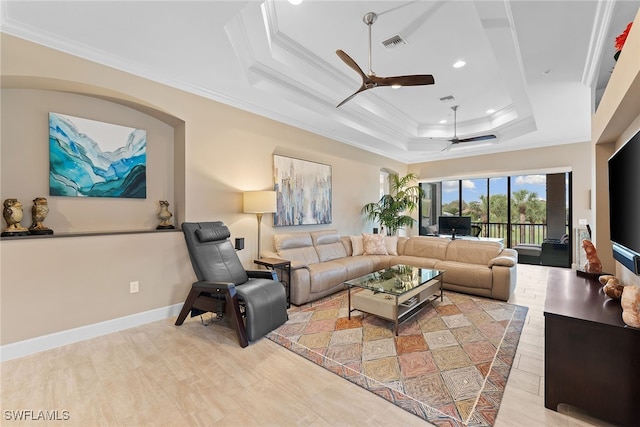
[254, 258, 291, 307]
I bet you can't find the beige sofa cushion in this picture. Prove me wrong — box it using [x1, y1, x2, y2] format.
[311, 230, 348, 262]
[274, 232, 312, 250]
[316, 242, 348, 262]
[445, 239, 503, 265]
[308, 262, 348, 293]
[435, 260, 493, 290]
[311, 229, 340, 245]
[274, 232, 319, 265]
[334, 256, 377, 279]
[402, 236, 449, 259]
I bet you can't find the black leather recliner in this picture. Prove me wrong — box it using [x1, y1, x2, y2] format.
[175, 221, 288, 347]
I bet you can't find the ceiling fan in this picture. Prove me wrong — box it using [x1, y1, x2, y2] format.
[440, 105, 497, 148]
[335, 12, 435, 108]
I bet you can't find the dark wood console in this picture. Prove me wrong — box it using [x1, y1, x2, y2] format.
[544, 268, 640, 426]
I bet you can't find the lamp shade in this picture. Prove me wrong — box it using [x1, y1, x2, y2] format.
[243, 191, 277, 213]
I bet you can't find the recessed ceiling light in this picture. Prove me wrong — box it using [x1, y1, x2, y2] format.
[486, 109, 495, 114]
[453, 60, 466, 68]
[391, 84, 402, 89]
[288, 0, 303, 5]
[439, 120, 447, 124]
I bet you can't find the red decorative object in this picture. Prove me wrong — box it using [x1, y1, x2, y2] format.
[615, 22, 633, 52]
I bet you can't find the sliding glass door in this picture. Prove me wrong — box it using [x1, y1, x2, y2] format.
[419, 172, 572, 256]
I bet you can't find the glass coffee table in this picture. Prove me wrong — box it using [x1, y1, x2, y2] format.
[346, 265, 444, 335]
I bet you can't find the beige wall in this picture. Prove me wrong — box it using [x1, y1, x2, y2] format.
[1, 89, 176, 232]
[0, 34, 404, 346]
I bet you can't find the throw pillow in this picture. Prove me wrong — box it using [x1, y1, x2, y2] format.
[384, 236, 398, 256]
[350, 235, 364, 256]
[363, 233, 388, 255]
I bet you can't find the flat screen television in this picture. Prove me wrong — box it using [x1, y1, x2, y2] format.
[438, 216, 471, 239]
[608, 128, 640, 274]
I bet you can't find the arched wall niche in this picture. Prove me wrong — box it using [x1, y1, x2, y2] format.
[1, 75, 186, 232]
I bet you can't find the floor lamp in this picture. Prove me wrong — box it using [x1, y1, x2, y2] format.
[243, 191, 277, 259]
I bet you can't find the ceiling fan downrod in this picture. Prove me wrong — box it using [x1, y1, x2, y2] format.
[363, 12, 377, 76]
[452, 105, 458, 139]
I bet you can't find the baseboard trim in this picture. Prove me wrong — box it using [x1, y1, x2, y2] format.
[0, 303, 183, 362]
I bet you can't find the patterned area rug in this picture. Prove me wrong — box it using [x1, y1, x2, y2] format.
[267, 290, 528, 426]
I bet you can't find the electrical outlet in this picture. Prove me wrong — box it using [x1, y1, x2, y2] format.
[130, 281, 139, 293]
[578, 219, 588, 225]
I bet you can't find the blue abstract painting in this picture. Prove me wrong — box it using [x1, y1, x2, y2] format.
[49, 113, 146, 198]
[273, 155, 331, 226]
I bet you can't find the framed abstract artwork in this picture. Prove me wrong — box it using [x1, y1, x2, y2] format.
[273, 155, 332, 226]
[49, 112, 147, 198]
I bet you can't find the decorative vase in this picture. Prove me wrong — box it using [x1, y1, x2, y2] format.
[29, 197, 54, 235]
[1, 198, 29, 237]
[156, 200, 175, 229]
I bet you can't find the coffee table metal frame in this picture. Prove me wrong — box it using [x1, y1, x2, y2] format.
[346, 265, 444, 335]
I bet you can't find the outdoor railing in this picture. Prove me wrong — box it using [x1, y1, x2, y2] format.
[421, 221, 569, 248]
[473, 222, 567, 247]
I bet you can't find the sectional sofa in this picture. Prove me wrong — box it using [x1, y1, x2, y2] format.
[262, 229, 518, 306]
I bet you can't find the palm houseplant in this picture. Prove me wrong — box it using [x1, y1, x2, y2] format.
[361, 172, 424, 235]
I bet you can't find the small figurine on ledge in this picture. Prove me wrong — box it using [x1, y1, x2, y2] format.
[29, 197, 54, 235]
[157, 200, 174, 229]
[581, 239, 603, 273]
[2, 198, 29, 237]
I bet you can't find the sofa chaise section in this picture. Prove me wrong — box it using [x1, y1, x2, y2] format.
[433, 239, 517, 301]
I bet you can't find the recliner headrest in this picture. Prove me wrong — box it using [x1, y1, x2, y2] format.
[196, 225, 231, 242]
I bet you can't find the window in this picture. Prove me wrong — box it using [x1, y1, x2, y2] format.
[419, 182, 439, 234]
[441, 180, 460, 215]
[461, 178, 487, 228]
[420, 172, 572, 252]
[510, 174, 546, 245]
[489, 177, 508, 238]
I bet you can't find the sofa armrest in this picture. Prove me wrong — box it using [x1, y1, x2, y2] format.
[290, 260, 309, 270]
[489, 255, 517, 268]
[261, 250, 280, 259]
[500, 248, 518, 258]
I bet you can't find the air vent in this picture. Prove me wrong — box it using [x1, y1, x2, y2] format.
[381, 34, 407, 49]
[440, 95, 455, 102]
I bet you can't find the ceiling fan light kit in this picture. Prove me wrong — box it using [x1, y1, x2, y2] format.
[336, 11, 435, 107]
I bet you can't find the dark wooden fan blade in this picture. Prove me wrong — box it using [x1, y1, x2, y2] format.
[336, 84, 369, 108]
[336, 49, 367, 79]
[456, 134, 497, 143]
[373, 74, 435, 87]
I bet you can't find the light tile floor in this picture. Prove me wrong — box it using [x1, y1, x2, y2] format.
[0, 264, 617, 426]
